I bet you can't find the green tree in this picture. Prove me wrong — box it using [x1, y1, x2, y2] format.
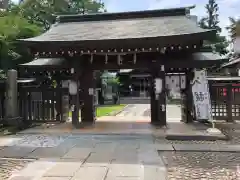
[0, 0, 105, 69]
[199, 0, 228, 55]
[18, 0, 105, 30]
[66, 0, 105, 14]
[0, 13, 42, 70]
[226, 17, 240, 42]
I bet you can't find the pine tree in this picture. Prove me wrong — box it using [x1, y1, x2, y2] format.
[226, 17, 240, 42]
[199, 0, 228, 55]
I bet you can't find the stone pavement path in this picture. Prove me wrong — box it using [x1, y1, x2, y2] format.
[116, 104, 150, 117]
[2, 104, 240, 180]
[116, 104, 181, 122]
[3, 134, 167, 180]
[1, 133, 240, 179]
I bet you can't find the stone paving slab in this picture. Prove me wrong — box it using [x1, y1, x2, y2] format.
[112, 154, 139, 164]
[0, 136, 22, 147]
[27, 139, 77, 159]
[138, 152, 165, 166]
[105, 177, 141, 180]
[107, 164, 143, 177]
[84, 152, 113, 167]
[7, 177, 33, 180]
[140, 143, 174, 151]
[71, 166, 108, 180]
[0, 146, 36, 158]
[43, 161, 82, 177]
[74, 141, 96, 148]
[62, 147, 91, 159]
[9, 160, 56, 180]
[27, 147, 68, 159]
[39, 177, 71, 180]
[142, 165, 167, 180]
[10, 135, 69, 148]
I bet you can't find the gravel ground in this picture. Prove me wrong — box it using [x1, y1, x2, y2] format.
[160, 151, 240, 180]
[216, 122, 240, 145]
[0, 158, 34, 180]
[155, 122, 240, 180]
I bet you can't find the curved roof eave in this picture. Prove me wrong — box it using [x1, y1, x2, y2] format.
[18, 30, 216, 46]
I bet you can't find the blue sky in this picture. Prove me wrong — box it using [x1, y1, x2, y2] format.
[13, 0, 240, 37]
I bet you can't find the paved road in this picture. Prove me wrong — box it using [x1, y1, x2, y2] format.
[116, 104, 182, 122]
[116, 104, 150, 117]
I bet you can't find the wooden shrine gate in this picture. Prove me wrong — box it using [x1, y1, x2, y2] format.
[18, 6, 225, 127]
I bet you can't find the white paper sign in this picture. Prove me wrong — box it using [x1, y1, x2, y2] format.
[155, 78, 162, 94]
[180, 75, 186, 89]
[88, 88, 94, 95]
[192, 70, 212, 120]
[69, 81, 78, 95]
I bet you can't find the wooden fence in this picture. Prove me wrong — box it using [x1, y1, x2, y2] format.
[0, 84, 68, 125]
[0, 81, 239, 125]
[19, 86, 68, 123]
[209, 82, 240, 121]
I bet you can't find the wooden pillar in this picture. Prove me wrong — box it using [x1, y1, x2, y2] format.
[182, 70, 194, 123]
[71, 69, 80, 127]
[150, 69, 158, 125]
[226, 84, 233, 122]
[55, 79, 61, 122]
[150, 65, 166, 126]
[158, 65, 166, 126]
[80, 68, 95, 124]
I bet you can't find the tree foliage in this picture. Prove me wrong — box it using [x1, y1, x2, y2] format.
[0, 12, 42, 69]
[199, 0, 228, 55]
[0, 0, 105, 71]
[18, 0, 105, 30]
[226, 17, 240, 42]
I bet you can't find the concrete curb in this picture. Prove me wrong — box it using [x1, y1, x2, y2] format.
[158, 144, 240, 153]
[166, 134, 228, 141]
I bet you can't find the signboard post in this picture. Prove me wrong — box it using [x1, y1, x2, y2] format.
[192, 70, 212, 121]
[192, 69, 221, 134]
